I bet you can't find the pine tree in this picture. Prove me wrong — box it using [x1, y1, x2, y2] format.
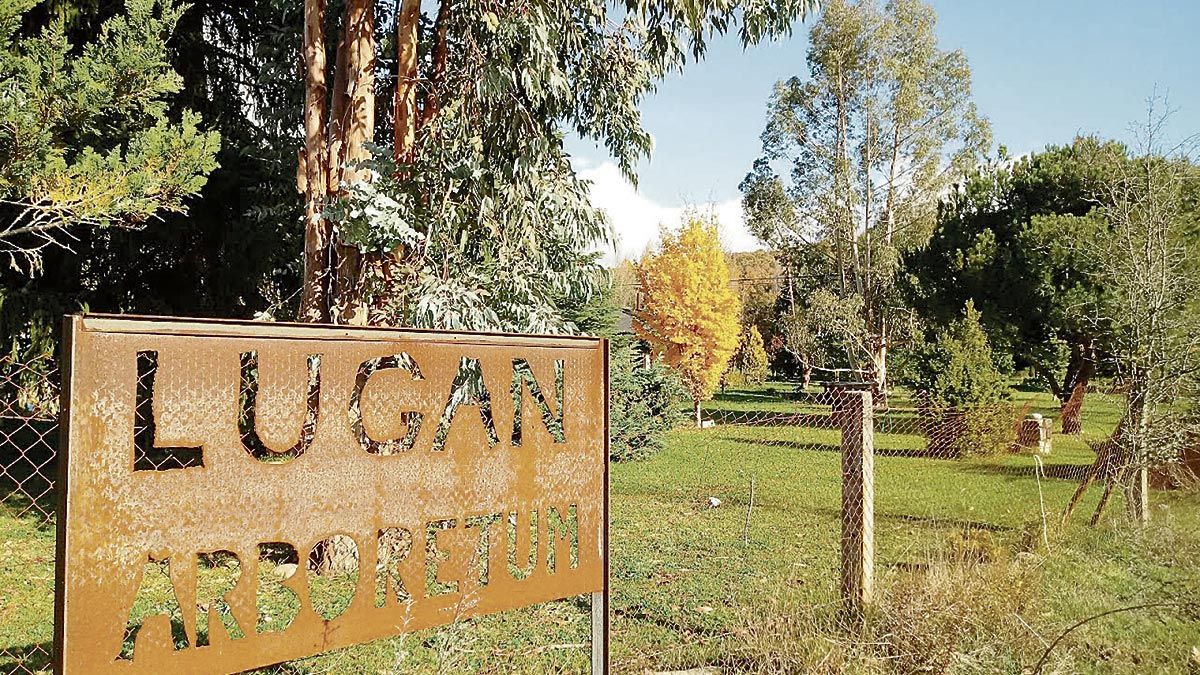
[0, 0, 220, 274]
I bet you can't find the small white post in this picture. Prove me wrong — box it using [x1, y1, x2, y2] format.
[591, 590, 608, 673]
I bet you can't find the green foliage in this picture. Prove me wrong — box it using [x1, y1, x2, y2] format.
[563, 277, 683, 462]
[333, 137, 609, 333]
[608, 337, 686, 462]
[734, 325, 769, 385]
[0, 0, 220, 272]
[0, 0, 303, 366]
[956, 404, 1020, 457]
[330, 0, 817, 333]
[905, 138, 1120, 398]
[902, 301, 1008, 409]
[742, 0, 988, 387]
[781, 287, 868, 374]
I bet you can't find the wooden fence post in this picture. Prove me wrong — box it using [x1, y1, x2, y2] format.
[1130, 465, 1149, 526]
[836, 389, 874, 620]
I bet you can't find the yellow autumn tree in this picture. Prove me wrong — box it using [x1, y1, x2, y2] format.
[636, 215, 742, 427]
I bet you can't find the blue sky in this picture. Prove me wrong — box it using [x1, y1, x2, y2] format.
[573, 0, 1200, 261]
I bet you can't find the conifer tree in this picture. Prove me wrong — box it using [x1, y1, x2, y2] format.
[0, 0, 219, 274]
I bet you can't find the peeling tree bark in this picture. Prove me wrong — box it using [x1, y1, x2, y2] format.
[299, 0, 375, 327]
[394, 0, 421, 163]
[1059, 340, 1095, 435]
[331, 0, 375, 326]
[300, 0, 331, 323]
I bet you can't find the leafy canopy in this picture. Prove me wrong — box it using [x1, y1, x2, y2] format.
[0, 0, 219, 272]
[903, 138, 1119, 398]
[635, 215, 742, 403]
[900, 300, 1008, 409]
[330, 0, 817, 333]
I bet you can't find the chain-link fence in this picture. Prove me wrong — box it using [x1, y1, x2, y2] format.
[0, 345, 1186, 673]
[694, 374, 1133, 614]
[0, 355, 58, 674]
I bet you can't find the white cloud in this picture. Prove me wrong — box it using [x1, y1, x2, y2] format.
[577, 161, 763, 265]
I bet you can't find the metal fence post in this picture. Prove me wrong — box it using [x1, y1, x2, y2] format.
[835, 389, 874, 620]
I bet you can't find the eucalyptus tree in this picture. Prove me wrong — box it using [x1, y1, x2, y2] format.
[301, 0, 820, 332]
[741, 0, 988, 393]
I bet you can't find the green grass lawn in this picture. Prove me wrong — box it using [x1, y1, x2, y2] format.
[1, 383, 1197, 673]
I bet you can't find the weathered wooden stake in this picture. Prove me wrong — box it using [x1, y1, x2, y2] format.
[1129, 465, 1149, 526]
[836, 390, 874, 621]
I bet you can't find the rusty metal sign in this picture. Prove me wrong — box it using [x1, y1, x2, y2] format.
[54, 315, 609, 673]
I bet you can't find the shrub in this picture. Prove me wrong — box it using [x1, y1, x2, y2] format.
[903, 301, 1008, 409]
[609, 339, 686, 461]
[902, 302, 1012, 457]
[957, 403, 1022, 457]
[734, 326, 769, 385]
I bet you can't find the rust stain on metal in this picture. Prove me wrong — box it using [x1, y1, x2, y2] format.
[55, 315, 608, 673]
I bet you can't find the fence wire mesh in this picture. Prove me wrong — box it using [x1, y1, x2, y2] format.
[0, 355, 57, 674]
[692, 374, 1146, 617]
[1, 345, 1193, 673]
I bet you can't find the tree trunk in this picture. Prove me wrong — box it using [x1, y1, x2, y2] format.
[1060, 378, 1087, 435]
[421, 0, 453, 127]
[329, 0, 375, 326]
[299, 0, 331, 322]
[870, 340, 888, 406]
[694, 398, 702, 428]
[1059, 340, 1095, 435]
[393, 0, 420, 163]
[1123, 370, 1150, 525]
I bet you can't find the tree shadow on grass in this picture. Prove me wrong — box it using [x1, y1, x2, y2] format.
[704, 410, 836, 428]
[616, 605, 730, 642]
[0, 417, 58, 530]
[878, 511, 1012, 533]
[711, 389, 798, 404]
[0, 640, 53, 672]
[802, 505, 1013, 534]
[959, 461, 1093, 482]
[709, 433, 954, 460]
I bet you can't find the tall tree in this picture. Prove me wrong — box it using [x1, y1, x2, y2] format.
[302, 0, 820, 331]
[741, 0, 988, 394]
[635, 215, 742, 427]
[1064, 109, 1200, 527]
[904, 139, 1118, 433]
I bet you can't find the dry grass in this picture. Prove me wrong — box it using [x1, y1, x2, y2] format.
[718, 532, 1043, 675]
